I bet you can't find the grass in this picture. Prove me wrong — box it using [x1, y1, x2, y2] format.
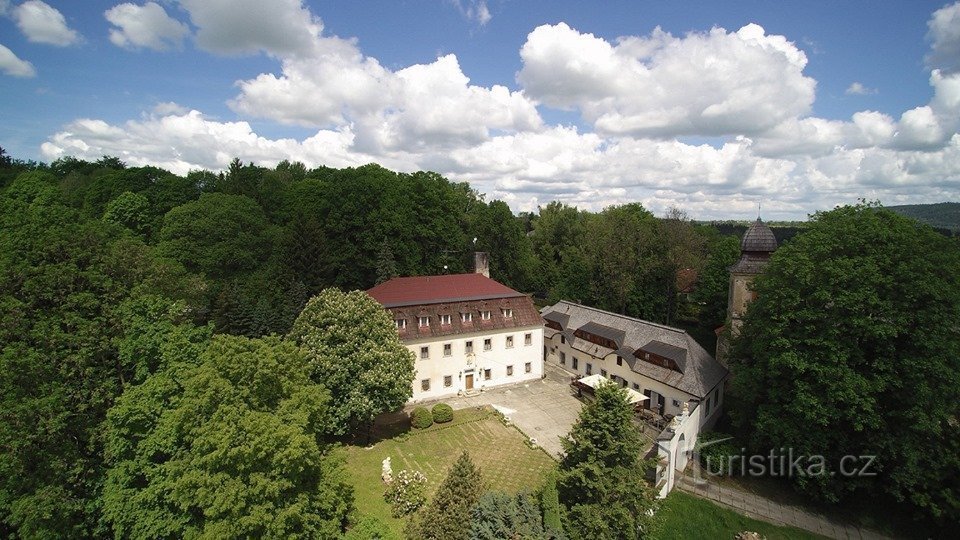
[651, 491, 827, 540]
[343, 406, 557, 537]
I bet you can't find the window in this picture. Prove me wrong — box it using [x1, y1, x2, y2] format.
[443, 343, 452, 356]
[483, 338, 492, 351]
[560, 335, 565, 344]
[672, 399, 681, 408]
[420, 346, 429, 359]
[601, 369, 607, 378]
[705, 396, 712, 416]
[502, 308, 513, 318]
[484, 369, 491, 380]
[440, 314, 452, 325]
[395, 319, 406, 329]
[461, 312, 473, 323]
[632, 383, 640, 390]
[621, 378, 628, 388]
[572, 357, 578, 369]
[524, 333, 532, 346]
[481, 310, 491, 320]
[506, 335, 514, 348]
[444, 375, 453, 387]
[616, 357, 622, 366]
[559, 352, 566, 365]
[418, 316, 429, 328]
[525, 362, 532, 373]
[421, 379, 430, 391]
[586, 363, 592, 375]
[465, 341, 473, 354]
[507, 365, 514, 376]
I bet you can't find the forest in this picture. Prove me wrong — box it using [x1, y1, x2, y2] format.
[0, 150, 739, 537]
[6, 149, 956, 537]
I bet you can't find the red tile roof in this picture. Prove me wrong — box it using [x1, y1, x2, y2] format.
[367, 273, 525, 308]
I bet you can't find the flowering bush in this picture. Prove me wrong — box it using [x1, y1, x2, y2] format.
[384, 469, 428, 517]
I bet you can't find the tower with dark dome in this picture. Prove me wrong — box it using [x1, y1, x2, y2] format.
[716, 218, 778, 364]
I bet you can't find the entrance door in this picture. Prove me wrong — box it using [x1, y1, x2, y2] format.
[465, 374, 474, 390]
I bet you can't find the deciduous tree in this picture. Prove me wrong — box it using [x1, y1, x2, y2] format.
[102, 335, 353, 538]
[289, 289, 415, 438]
[729, 203, 960, 528]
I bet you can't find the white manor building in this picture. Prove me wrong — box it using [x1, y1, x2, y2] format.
[367, 263, 544, 403]
[541, 300, 729, 496]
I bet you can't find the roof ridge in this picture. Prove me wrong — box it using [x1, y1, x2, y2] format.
[553, 300, 687, 335]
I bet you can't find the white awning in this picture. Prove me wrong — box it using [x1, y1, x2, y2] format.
[576, 374, 649, 405]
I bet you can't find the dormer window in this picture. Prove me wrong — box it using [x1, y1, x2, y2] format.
[395, 319, 406, 329]
[418, 316, 430, 328]
[440, 314, 452, 325]
[461, 312, 473, 323]
[502, 308, 513, 318]
[480, 310, 491, 320]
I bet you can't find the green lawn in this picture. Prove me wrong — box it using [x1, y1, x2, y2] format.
[651, 491, 827, 540]
[344, 406, 557, 537]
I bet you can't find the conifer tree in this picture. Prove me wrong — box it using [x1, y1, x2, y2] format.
[557, 382, 657, 539]
[407, 451, 484, 540]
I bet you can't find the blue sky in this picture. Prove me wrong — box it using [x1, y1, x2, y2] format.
[1, 1, 958, 219]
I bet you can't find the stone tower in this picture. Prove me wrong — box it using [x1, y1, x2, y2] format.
[716, 218, 778, 364]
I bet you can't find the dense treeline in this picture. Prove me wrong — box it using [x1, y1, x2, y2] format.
[1, 150, 737, 338]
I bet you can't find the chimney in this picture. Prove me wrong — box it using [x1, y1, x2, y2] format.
[474, 252, 490, 278]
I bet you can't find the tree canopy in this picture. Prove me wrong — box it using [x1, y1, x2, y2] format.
[102, 334, 353, 538]
[730, 203, 960, 528]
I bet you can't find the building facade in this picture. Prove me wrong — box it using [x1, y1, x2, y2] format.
[541, 300, 728, 426]
[367, 271, 543, 402]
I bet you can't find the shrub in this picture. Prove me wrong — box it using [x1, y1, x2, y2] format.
[431, 403, 453, 423]
[384, 470, 428, 517]
[540, 472, 563, 536]
[410, 407, 433, 429]
[697, 431, 741, 476]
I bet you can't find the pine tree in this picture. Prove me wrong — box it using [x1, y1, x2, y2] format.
[469, 491, 547, 540]
[375, 240, 398, 284]
[407, 451, 484, 540]
[557, 382, 657, 539]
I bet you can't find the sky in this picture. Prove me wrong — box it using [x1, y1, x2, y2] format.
[1, 1, 958, 220]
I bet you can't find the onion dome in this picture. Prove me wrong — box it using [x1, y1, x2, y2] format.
[740, 218, 778, 254]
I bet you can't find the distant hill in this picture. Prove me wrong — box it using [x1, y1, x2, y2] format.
[887, 202, 960, 233]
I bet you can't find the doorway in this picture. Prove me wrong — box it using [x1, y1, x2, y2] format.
[465, 373, 474, 390]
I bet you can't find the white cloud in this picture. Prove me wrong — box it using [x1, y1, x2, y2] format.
[0, 43, 36, 77]
[845, 82, 877, 95]
[105, 2, 189, 51]
[13, 0, 80, 46]
[178, 0, 321, 56]
[517, 22, 816, 138]
[926, 1, 960, 74]
[450, 0, 492, 26]
[230, 46, 542, 154]
[40, 109, 373, 175]
[0, 1, 10, 16]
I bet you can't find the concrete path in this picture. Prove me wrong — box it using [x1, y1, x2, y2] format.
[421, 363, 583, 458]
[676, 473, 892, 540]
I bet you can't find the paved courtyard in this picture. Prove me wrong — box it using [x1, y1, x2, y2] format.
[423, 363, 583, 457]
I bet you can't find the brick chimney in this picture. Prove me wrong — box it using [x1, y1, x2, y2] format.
[474, 252, 490, 278]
